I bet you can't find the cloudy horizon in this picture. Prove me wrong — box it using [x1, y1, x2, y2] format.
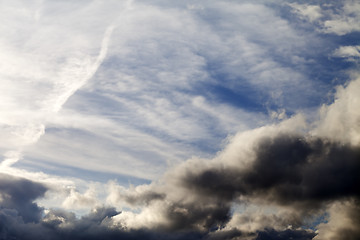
[0, 0, 359, 239]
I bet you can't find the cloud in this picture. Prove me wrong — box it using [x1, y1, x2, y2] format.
[289, 1, 360, 35]
[106, 130, 358, 238]
[314, 200, 360, 240]
[332, 45, 360, 59]
[61, 185, 99, 210]
[0, 0, 120, 168]
[322, 1, 360, 35]
[0, 173, 46, 223]
[314, 76, 360, 146]
[0, 173, 206, 240]
[19, 0, 325, 180]
[107, 75, 360, 239]
[3, 0, 347, 185]
[180, 135, 359, 214]
[255, 229, 316, 240]
[1, 80, 359, 240]
[289, 3, 322, 22]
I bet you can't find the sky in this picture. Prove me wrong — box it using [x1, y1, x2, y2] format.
[0, 0, 359, 239]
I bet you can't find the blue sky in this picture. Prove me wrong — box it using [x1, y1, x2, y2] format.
[0, 0, 359, 239]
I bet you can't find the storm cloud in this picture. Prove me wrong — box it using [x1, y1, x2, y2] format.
[182, 135, 360, 205]
[109, 131, 359, 239]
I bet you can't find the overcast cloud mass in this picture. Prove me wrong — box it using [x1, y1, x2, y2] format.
[0, 0, 359, 239]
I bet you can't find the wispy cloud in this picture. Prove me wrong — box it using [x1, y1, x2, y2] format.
[19, 0, 328, 179]
[1, 73, 359, 238]
[0, 0, 119, 168]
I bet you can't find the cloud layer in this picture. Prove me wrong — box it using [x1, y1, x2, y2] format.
[1, 0, 360, 239]
[1, 77, 359, 239]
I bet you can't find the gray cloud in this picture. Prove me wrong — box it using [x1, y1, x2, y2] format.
[1, 131, 359, 239]
[0, 174, 227, 240]
[182, 135, 360, 205]
[177, 135, 359, 238]
[0, 174, 202, 240]
[0, 173, 46, 223]
[255, 228, 316, 240]
[109, 131, 359, 239]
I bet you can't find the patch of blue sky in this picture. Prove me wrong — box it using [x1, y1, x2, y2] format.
[199, 68, 316, 119]
[198, 82, 266, 113]
[333, 32, 360, 45]
[301, 212, 329, 231]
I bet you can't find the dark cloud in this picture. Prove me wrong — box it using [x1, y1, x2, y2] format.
[0, 174, 215, 240]
[104, 133, 359, 239]
[123, 191, 166, 206]
[206, 228, 251, 240]
[131, 134, 359, 238]
[163, 200, 231, 231]
[183, 134, 360, 206]
[174, 134, 359, 239]
[255, 228, 316, 240]
[0, 134, 359, 239]
[0, 173, 47, 223]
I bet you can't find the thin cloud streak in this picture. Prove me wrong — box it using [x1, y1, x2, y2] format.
[21, 0, 325, 178]
[0, 2, 117, 168]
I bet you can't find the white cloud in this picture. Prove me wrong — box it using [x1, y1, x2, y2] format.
[0, 0, 125, 168]
[333, 45, 360, 58]
[289, 3, 322, 22]
[0, 0, 332, 186]
[62, 185, 100, 210]
[322, 1, 360, 35]
[290, 1, 360, 36]
[13, 0, 313, 180]
[314, 200, 360, 240]
[313, 74, 360, 146]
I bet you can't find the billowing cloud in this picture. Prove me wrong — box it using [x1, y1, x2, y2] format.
[108, 76, 360, 239]
[2, 100, 358, 239]
[314, 75, 360, 146]
[0, 173, 202, 240]
[108, 132, 359, 238]
[2, 83, 359, 239]
[1, 83, 360, 239]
